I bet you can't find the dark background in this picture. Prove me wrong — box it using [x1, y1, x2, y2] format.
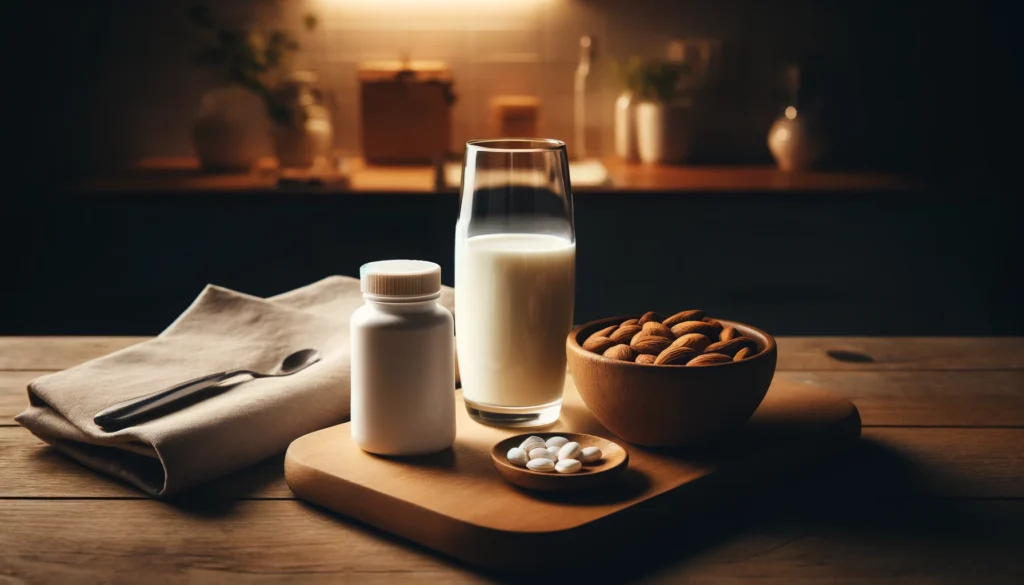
[3, 0, 1021, 336]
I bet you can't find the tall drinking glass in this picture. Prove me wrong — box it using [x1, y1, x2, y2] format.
[455, 139, 576, 427]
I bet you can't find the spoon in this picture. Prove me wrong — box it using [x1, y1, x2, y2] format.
[94, 348, 322, 431]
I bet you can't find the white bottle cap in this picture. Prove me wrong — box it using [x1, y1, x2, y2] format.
[359, 260, 442, 301]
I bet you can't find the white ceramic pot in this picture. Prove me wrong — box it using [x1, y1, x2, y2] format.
[192, 86, 268, 173]
[614, 91, 638, 162]
[271, 72, 334, 169]
[272, 105, 333, 169]
[767, 108, 825, 171]
[635, 100, 693, 164]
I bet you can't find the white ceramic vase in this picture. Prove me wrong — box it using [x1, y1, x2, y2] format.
[192, 86, 268, 172]
[614, 91, 638, 162]
[767, 108, 825, 171]
[635, 100, 693, 164]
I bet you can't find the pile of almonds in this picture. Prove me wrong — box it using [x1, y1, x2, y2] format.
[582, 310, 761, 366]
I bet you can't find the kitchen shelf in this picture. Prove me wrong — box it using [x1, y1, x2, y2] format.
[78, 156, 916, 195]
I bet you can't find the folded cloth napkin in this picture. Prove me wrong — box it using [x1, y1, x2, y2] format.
[16, 276, 455, 497]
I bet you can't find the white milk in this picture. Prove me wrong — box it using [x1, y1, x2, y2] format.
[456, 233, 576, 408]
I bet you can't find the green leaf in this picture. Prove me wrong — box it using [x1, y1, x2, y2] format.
[633, 59, 688, 102]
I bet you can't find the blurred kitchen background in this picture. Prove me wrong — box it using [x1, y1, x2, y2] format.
[5, 0, 1021, 336]
[44, 0, 1009, 175]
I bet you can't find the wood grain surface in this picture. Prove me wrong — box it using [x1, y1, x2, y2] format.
[1, 336, 1022, 583]
[777, 370, 1024, 426]
[0, 500, 1020, 584]
[775, 337, 1024, 370]
[3, 425, 1019, 500]
[0, 337, 145, 370]
[0, 371, 36, 425]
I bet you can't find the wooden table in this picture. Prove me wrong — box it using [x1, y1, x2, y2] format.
[1, 337, 1022, 583]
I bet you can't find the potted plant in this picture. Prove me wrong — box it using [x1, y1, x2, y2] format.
[188, 3, 330, 171]
[632, 59, 692, 164]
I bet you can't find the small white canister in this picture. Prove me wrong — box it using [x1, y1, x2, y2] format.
[350, 260, 456, 455]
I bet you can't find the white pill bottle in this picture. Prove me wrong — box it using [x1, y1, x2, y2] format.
[351, 260, 456, 455]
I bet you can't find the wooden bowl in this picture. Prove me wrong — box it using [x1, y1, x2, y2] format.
[566, 317, 778, 447]
[491, 432, 629, 492]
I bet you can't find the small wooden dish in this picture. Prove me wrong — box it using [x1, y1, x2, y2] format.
[491, 432, 629, 492]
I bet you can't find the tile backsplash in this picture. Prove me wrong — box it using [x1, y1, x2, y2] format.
[78, 0, 926, 170]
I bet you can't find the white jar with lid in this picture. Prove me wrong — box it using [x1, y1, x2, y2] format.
[350, 260, 456, 455]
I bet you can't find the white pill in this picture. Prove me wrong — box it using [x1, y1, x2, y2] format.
[520, 441, 546, 454]
[547, 446, 561, 459]
[555, 459, 582, 474]
[558, 441, 582, 461]
[529, 447, 552, 460]
[519, 436, 545, 449]
[545, 436, 569, 448]
[579, 446, 603, 463]
[526, 458, 555, 472]
[506, 447, 529, 467]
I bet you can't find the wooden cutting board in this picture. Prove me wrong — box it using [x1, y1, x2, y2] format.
[285, 377, 860, 569]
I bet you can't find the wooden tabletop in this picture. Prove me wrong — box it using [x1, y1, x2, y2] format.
[1, 336, 1022, 583]
[77, 157, 915, 194]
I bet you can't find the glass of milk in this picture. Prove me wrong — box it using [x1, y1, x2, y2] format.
[455, 139, 576, 427]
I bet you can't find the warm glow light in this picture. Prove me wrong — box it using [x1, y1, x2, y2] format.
[315, 0, 552, 23]
[785, 106, 797, 120]
[319, 0, 546, 4]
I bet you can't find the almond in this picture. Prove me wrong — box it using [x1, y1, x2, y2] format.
[635, 353, 657, 365]
[670, 333, 711, 353]
[583, 325, 617, 348]
[582, 335, 616, 354]
[620, 318, 639, 327]
[630, 334, 672, 355]
[637, 311, 664, 326]
[734, 346, 755, 361]
[641, 321, 672, 339]
[704, 336, 757, 357]
[701, 317, 724, 335]
[662, 309, 705, 327]
[687, 352, 733, 366]
[654, 346, 698, 365]
[670, 321, 719, 338]
[609, 324, 642, 343]
[719, 326, 737, 341]
[603, 344, 637, 362]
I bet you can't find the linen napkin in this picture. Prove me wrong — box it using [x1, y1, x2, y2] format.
[16, 276, 455, 497]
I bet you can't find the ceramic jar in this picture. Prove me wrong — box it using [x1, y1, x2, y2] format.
[270, 71, 333, 169]
[192, 85, 268, 172]
[767, 106, 826, 171]
[635, 99, 694, 164]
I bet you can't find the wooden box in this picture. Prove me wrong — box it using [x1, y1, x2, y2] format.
[491, 95, 540, 137]
[359, 60, 454, 164]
